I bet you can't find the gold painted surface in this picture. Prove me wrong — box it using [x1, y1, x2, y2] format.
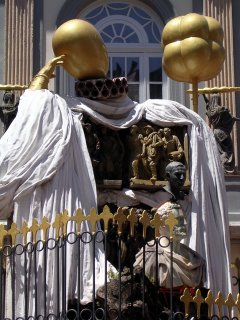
[150, 213, 164, 239]
[180, 288, 193, 318]
[40, 217, 50, 242]
[61, 209, 70, 236]
[139, 210, 150, 239]
[99, 205, 113, 234]
[225, 293, 235, 319]
[114, 207, 126, 235]
[21, 222, 29, 246]
[187, 86, 240, 94]
[8, 222, 20, 246]
[127, 208, 138, 237]
[52, 213, 62, 239]
[0, 224, 7, 249]
[236, 293, 240, 319]
[52, 19, 108, 80]
[86, 208, 100, 235]
[165, 211, 178, 240]
[215, 291, 225, 319]
[30, 219, 40, 244]
[205, 290, 214, 318]
[193, 289, 204, 319]
[0, 84, 27, 90]
[72, 208, 86, 235]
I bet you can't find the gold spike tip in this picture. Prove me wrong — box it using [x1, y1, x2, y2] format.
[52, 213, 62, 239]
[150, 213, 164, 239]
[205, 290, 214, 318]
[114, 207, 126, 235]
[40, 217, 50, 242]
[86, 208, 100, 235]
[215, 292, 225, 318]
[99, 205, 113, 234]
[225, 293, 235, 319]
[52, 19, 109, 80]
[139, 210, 150, 239]
[61, 209, 71, 236]
[72, 208, 86, 234]
[193, 289, 204, 319]
[21, 222, 30, 246]
[165, 211, 178, 240]
[127, 208, 138, 237]
[30, 219, 40, 244]
[180, 288, 193, 317]
[8, 222, 20, 246]
[0, 224, 8, 249]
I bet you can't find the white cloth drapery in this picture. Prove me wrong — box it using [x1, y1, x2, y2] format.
[0, 89, 232, 317]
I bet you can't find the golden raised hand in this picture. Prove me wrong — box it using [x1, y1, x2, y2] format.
[28, 55, 66, 90]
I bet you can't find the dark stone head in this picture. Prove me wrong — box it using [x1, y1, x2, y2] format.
[165, 161, 186, 190]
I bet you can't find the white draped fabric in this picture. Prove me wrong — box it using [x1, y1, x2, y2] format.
[0, 89, 232, 317]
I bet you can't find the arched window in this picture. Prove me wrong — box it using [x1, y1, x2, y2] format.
[57, 1, 169, 102]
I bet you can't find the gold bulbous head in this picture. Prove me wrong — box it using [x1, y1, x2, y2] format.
[162, 13, 225, 83]
[52, 19, 109, 80]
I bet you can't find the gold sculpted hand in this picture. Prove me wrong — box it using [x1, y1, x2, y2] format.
[28, 55, 66, 90]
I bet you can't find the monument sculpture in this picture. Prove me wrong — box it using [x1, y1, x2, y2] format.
[204, 93, 240, 173]
[134, 162, 206, 289]
[0, 16, 232, 318]
[0, 91, 18, 132]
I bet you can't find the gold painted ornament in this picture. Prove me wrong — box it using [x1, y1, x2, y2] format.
[52, 19, 109, 80]
[162, 13, 225, 112]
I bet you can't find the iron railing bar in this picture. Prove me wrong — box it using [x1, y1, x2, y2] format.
[142, 241, 146, 318]
[43, 242, 47, 318]
[118, 236, 122, 320]
[170, 240, 173, 320]
[104, 233, 107, 320]
[24, 247, 28, 319]
[77, 235, 81, 319]
[92, 234, 96, 320]
[33, 244, 38, 318]
[12, 247, 16, 320]
[62, 237, 67, 319]
[56, 239, 60, 318]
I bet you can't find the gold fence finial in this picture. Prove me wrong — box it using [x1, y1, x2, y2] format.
[8, 222, 20, 246]
[193, 289, 204, 319]
[215, 291, 225, 319]
[150, 212, 164, 239]
[21, 222, 29, 246]
[127, 208, 138, 237]
[0, 224, 7, 249]
[114, 207, 126, 235]
[99, 205, 113, 234]
[72, 208, 85, 235]
[139, 210, 150, 239]
[225, 293, 235, 319]
[205, 290, 214, 318]
[61, 209, 71, 236]
[180, 288, 193, 318]
[165, 211, 178, 240]
[236, 293, 240, 319]
[52, 213, 62, 239]
[40, 217, 50, 242]
[86, 207, 99, 235]
[30, 219, 40, 244]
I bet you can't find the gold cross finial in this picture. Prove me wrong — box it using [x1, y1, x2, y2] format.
[72, 208, 86, 235]
[150, 213, 164, 238]
[139, 210, 150, 239]
[127, 208, 138, 237]
[0, 224, 7, 249]
[236, 293, 240, 319]
[40, 217, 50, 242]
[205, 290, 214, 318]
[99, 205, 113, 234]
[165, 211, 178, 240]
[225, 293, 235, 319]
[215, 291, 225, 319]
[30, 219, 40, 244]
[8, 222, 20, 246]
[86, 207, 99, 234]
[21, 222, 29, 246]
[61, 209, 71, 236]
[114, 207, 126, 235]
[180, 288, 193, 318]
[193, 289, 204, 319]
[52, 213, 62, 239]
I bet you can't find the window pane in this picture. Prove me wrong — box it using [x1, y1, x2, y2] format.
[149, 58, 162, 81]
[150, 84, 162, 99]
[127, 58, 139, 81]
[112, 57, 125, 77]
[128, 84, 139, 102]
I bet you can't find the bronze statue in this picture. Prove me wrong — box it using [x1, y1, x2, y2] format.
[0, 91, 19, 132]
[162, 127, 184, 163]
[204, 93, 240, 173]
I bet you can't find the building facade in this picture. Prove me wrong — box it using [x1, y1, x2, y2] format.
[0, 0, 240, 295]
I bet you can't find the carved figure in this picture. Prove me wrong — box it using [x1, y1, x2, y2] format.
[139, 125, 165, 181]
[204, 93, 240, 173]
[0, 91, 18, 131]
[134, 162, 206, 288]
[128, 125, 143, 179]
[162, 127, 184, 163]
[83, 122, 101, 169]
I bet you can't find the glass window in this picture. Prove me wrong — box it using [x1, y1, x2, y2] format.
[149, 58, 162, 82]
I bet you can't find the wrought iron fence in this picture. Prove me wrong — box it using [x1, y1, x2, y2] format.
[0, 206, 240, 320]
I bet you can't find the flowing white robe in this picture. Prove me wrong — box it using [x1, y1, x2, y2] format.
[0, 89, 232, 317]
